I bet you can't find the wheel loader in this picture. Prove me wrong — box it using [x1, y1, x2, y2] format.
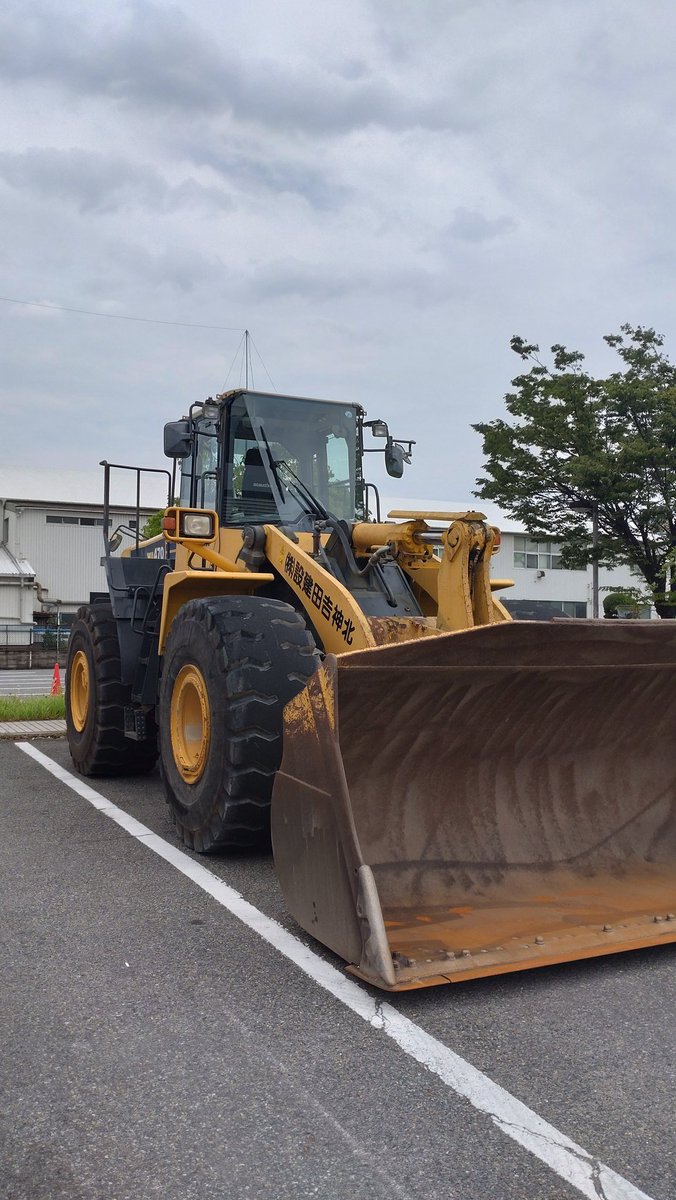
[66, 388, 676, 991]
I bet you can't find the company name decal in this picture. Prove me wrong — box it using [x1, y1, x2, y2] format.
[283, 552, 355, 645]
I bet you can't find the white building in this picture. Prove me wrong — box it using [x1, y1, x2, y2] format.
[0, 544, 36, 625]
[0, 465, 168, 627]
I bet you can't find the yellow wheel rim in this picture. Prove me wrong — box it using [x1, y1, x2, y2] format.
[170, 664, 210, 785]
[70, 649, 90, 732]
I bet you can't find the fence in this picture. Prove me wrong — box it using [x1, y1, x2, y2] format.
[0, 625, 70, 669]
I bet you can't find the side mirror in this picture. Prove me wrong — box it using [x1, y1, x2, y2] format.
[385, 438, 406, 478]
[164, 419, 192, 459]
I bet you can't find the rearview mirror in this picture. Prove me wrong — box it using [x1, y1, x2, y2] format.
[385, 438, 406, 478]
[164, 420, 192, 459]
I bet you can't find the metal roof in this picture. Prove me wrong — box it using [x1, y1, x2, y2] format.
[216, 388, 363, 411]
[0, 544, 35, 579]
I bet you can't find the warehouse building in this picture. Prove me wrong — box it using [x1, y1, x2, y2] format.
[0, 465, 167, 636]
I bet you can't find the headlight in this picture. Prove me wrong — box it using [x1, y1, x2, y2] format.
[180, 512, 215, 539]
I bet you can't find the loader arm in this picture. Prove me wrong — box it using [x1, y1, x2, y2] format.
[263, 525, 377, 654]
[350, 511, 512, 632]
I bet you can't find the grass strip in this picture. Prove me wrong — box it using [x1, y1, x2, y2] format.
[0, 695, 66, 721]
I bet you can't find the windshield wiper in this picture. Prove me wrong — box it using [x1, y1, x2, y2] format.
[251, 418, 330, 522]
[274, 458, 330, 521]
[257, 425, 286, 504]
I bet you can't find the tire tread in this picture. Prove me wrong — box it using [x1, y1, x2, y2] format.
[66, 602, 158, 777]
[160, 595, 319, 850]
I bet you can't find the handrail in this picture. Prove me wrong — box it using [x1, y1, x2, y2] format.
[99, 461, 172, 555]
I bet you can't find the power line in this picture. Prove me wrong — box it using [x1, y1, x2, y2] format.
[2, 293, 280, 391]
[0, 294, 245, 332]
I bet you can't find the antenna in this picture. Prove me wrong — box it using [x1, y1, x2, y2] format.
[222, 328, 266, 391]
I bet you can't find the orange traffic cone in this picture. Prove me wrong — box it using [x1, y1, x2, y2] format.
[51, 662, 62, 696]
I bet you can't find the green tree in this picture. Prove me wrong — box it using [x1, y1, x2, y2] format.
[473, 325, 676, 618]
[141, 509, 165, 540]
[141, 499, 179, 541]
[602, 589, 646, 619]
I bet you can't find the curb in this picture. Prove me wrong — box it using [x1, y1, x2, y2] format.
[0, 720, 67, 741]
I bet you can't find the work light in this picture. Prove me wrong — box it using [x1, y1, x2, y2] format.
[180, 512, 215, 539]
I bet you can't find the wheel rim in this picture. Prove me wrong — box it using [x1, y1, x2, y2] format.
[170, 664, 210, 785]
[70, 650, 90, 732]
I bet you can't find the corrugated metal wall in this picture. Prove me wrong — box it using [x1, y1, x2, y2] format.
[0, 586, 30, 623]
[10, 504, 155, 612]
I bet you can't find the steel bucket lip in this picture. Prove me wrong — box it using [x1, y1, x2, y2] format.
[348, 921, 676, 991]
[353, 861, 676, 989]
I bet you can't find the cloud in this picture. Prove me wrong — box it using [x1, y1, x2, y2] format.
[444, 207, 515, 243]
[243, 259, 456, 307]
[183, 143, 351, 212]
[2, 0, 676, 503]
[0, 148, 233, 215]
[95, 238, 228, 294]
[0, 1, 455, 136]
[0, 148, 164, 214]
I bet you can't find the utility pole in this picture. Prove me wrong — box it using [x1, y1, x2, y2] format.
[591, 501, 599, 618]
[570, 498, 600, 618]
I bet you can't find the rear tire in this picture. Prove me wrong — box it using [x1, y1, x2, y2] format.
[159, 595, 320, 852]
[66, 602, 158, 776]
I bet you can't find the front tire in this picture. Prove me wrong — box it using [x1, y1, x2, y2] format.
[159, 596, 319, 852]
[66, 602, 158, 776]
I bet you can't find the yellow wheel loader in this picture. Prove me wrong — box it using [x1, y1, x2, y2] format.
[66, 389, 676, 991]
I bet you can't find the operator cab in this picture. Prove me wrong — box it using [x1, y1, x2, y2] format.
[173, 390, 362, 531]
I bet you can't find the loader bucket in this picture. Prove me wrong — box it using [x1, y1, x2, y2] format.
[271, 621, 676, 991]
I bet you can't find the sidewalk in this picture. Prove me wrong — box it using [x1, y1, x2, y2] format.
[0, 719, 66, 739]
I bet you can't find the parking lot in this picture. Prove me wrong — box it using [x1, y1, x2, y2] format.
[1, 736, 673, 1200]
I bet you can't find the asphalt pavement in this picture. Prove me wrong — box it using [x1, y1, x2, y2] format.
[0, 670, 55, 697]
[1, 738, 674, 1200]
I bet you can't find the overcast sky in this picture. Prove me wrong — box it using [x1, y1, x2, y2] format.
[2, 0, 676, 505]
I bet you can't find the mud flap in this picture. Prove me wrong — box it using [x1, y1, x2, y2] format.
[272, 621, 676, 991]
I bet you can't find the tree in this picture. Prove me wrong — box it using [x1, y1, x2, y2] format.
[602, 589, 645, 619]
[141, 499, 179, 541]
[473, 325, 676, 618]
[141, 509, 165, 540]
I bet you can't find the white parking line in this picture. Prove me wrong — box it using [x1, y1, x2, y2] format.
[17, 740, 654, 1200]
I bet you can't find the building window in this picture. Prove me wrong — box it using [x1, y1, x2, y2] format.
[504, 599, 587, 620]
[513, 535, 563, 570]
[46, 515, 109, 526]
[561, 601, 587, 618]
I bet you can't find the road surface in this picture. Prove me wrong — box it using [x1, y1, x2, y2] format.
[0, 670, 55, 697]
[1, 738, 673, 1200]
